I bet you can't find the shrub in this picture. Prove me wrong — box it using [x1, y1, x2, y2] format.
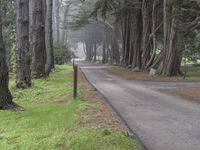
[54, 43, 72, 65]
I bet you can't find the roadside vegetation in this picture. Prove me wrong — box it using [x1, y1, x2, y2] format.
[0, 65, 141, 150]
[184, 66, 200, 80]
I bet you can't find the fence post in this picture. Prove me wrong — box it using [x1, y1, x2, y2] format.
[73, 54, 75, 67]
[73, 65, 78, 99]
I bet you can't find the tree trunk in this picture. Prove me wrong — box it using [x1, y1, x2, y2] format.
[29, 0, 33, 64]
[62, 3, 71, 45]
[93, 43, 97, 62]
[162, 1, 179, 76]
[0, 3, 16, 109]
[111, 24, 120, 64]
[102, 31, 107, 64]
[132, 5, 143, 69]
[16, 0, 31, 88]
[121, 1, 142, 69]
[85, 41, 93, 61]
[54, 0, 60, 43]
[142, 0, 153, 70]
[125, 12, 132, 66]
[121, 10, 130, 66]
[45, 0, 54, 76]
[30, 0, 46, 78]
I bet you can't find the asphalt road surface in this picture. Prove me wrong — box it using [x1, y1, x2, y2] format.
[78, 61, 200, 150]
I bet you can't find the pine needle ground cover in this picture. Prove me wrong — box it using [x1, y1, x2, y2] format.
[106, 66, 200, 81]
[0, 65, 141, 150]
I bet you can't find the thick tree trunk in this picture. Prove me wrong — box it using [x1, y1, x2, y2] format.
[121, 11, 131, 66]
[111, 24, 120, 64]
[85, 42, 93, 61]
[16, 0, 31, 88]
[162, 1, 180, 76]
[102, 31, 107, 64]
[0, 3, 16, 109]
[45, 0, 54, 76]
[121, 1, 143, 69]
[30, 0, 46, 78]
[132, 5, 143, 69]
[146, 0, 157, 70]
[142, 0, 153, 70]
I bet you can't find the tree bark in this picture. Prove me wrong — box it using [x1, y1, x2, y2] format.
[61, 3, 71, 45]
[16, 0, 31, 88]
[121, 1, 143, 69]
[121, 10, 131, 66]
[0, 3, 16, 109]
[45, 0, 54, 76]
[54, 0, 60, 43]
[111, 24, 120, 64]
[162, 1, 180, 76]
[85, 41, 93, 61]
[93, 43, 97, 62]
[102, 31, 107, 64]
[30, 0, 46, 78]
[132, 5, 143, 69]
[142, 0, 153, 70]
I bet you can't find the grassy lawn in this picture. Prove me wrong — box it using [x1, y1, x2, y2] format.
[182, 66, 200, 80]
[0, 65, 141, 150]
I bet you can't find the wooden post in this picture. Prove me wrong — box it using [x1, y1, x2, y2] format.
[183, 50, 187, 79]
[73, 54, 75, 67]
[73, 65, 78, 98]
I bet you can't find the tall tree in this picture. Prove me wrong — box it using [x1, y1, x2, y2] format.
[69, 0, 200, 76]
[30, 0, 46, 78]
[142, 0, 153, 70]
[162, 0, 179, 76]
[45, 0, 54, 75]
[53, 0, 61, 43]
[0, 2, 16, 109]
[61, 2, 72, 45]
[16, 0, 31, 88]
[131, 4, 143, 70]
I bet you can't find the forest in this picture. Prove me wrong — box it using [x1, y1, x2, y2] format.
[0, 0, 200, 149]
[1, 0, 200, 109]
[72, 0, 200, 75]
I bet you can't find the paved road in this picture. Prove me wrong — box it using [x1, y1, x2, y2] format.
[79, 61, 200, 150]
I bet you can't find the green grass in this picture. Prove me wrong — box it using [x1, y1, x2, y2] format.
[68, 129, 141, 150]
[0, 65, 141, 150]
[0, 101, 82, 150]
[181, 66, 200, 80]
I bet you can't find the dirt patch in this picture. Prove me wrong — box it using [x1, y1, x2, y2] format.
[106, 66, 199, 82]
[52, 95, 71, 103]
[107, 66, 200, 103]
[163, 88, 200, 103]
[77, 70, 126, 132]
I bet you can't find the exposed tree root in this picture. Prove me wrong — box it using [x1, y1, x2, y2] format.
[1, 101, 24, 111]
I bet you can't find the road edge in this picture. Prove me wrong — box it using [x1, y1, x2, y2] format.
[79, 66, 148, 150]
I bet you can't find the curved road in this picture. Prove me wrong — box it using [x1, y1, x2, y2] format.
[79, 61, 200, 150]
